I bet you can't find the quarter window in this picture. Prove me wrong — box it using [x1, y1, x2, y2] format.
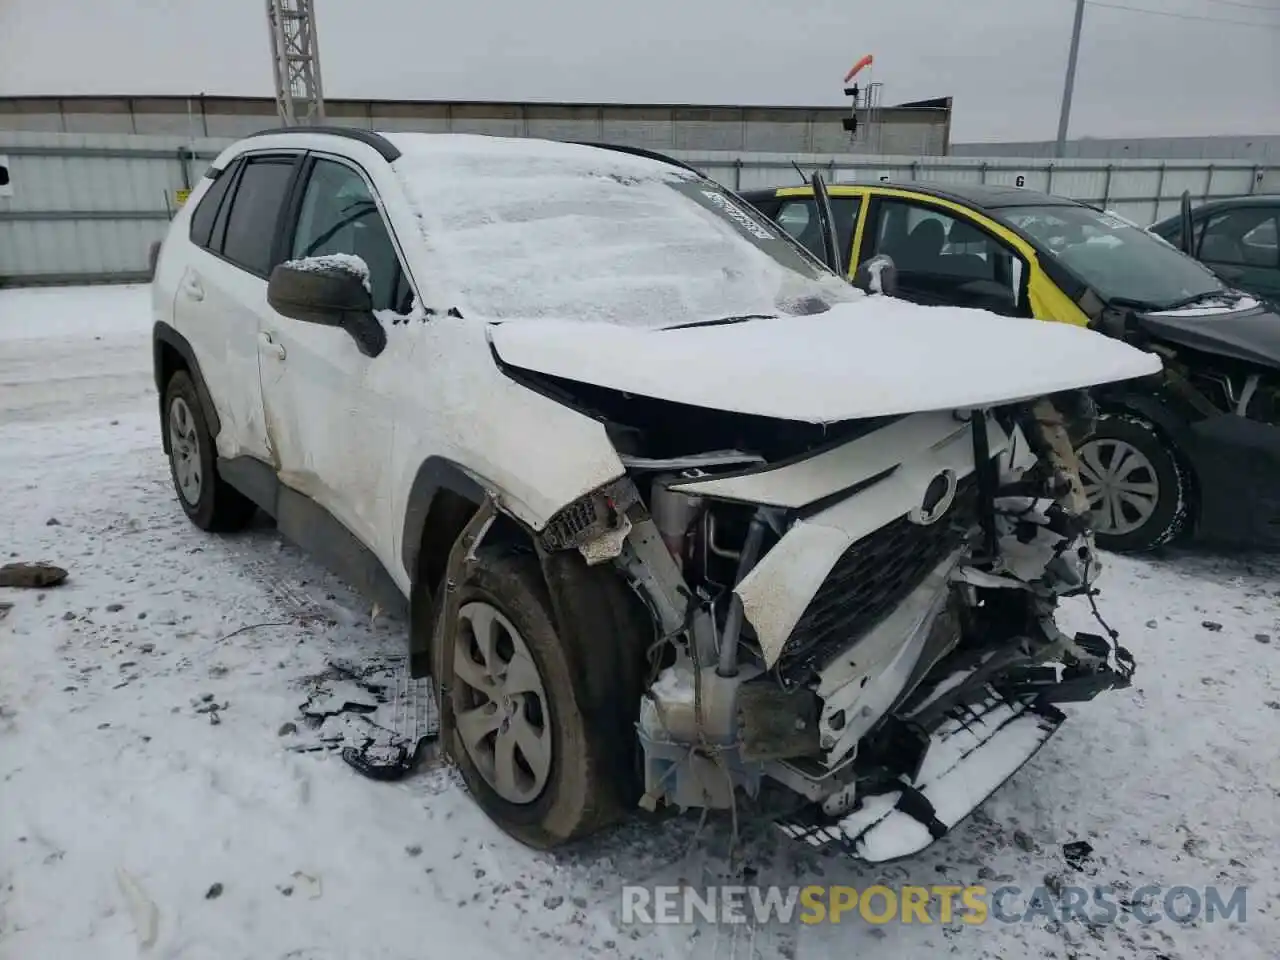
[774, 196, 861, 272]
[188, 160, 239, 250]
[289, 159, 412, 314]
[219, 156, 296, 276]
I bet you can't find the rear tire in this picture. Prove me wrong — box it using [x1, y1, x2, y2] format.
[1076, 413, 1190, 553]
[435, 547, 646, 850]
[164, 371, 257, 532]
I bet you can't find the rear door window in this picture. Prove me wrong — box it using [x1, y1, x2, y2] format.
[218, 155, 298, 277]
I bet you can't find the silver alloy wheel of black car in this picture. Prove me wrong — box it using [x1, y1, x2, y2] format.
[168, 396, 203, 506]
[452, 600, 553, 805]
[1077, 437, 1160, 536]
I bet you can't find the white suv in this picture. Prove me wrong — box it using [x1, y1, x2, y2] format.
[151, 128, 1159, 857]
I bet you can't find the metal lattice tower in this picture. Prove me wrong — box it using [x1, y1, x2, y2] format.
[266, 0, 326, 126]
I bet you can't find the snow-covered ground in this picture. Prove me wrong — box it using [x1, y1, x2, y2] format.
[1, 284, 1277, 960]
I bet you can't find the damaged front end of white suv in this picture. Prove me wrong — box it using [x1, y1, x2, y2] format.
[483, 310, 1158, 862]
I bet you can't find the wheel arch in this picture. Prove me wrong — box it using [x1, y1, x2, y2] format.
[153, 322, 221, 455]
[402, 457, 533, 676]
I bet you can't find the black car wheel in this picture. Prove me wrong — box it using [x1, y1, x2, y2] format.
[433, 547, 648, 850]
[1076, 413, 1191, 553]
[164, 371, 258, 532]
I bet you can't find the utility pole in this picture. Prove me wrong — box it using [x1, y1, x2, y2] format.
[1055, 0, 1085, 157]
[266, 0, 326, 127]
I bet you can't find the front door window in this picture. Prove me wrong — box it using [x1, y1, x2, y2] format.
[290, 159, 414, 314]
[864, 198, 1026, 315]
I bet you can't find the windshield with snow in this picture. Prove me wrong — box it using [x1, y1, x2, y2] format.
[393, 143, 858, 328]
[998, 204, 1227, 311]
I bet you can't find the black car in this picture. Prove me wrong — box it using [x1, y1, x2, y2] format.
[1150, 195, 1280, 304]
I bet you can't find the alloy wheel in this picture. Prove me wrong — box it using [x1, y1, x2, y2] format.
[1078, 437, 1161, 536]
[168, 396, 203, 505]
[452, 601, 553, 805]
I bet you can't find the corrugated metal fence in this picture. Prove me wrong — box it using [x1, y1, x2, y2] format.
[0, 133, 228, 285]
[2, 130, 1278, 286]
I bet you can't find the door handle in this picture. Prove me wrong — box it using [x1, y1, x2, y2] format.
[259, 331, 286, 361]
[182, 275, 204, 301]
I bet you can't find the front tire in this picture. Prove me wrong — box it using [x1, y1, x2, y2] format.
[1076, 413, 1190, 553]
[435, 547, 643, 850]
[164, 371, 257, 532]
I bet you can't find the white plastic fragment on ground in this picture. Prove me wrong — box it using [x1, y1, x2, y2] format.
[116, 867, 159, 950]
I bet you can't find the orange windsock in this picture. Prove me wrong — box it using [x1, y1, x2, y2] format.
[843, 54, 874, 84]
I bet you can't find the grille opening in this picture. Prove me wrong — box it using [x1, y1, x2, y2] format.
[777, 475, 978, 683]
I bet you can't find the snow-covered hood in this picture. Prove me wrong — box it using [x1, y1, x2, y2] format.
[488, 299, 1162, 423]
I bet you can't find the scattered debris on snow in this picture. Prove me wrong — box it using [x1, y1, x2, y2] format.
[3, 282, 1279, 960]
[0, 561, 68, 588]
[1062, 839, 1094, 870]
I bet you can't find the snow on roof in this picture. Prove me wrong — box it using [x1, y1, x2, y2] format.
[384, 133, 855, 328]
[382, 131, 678, 178]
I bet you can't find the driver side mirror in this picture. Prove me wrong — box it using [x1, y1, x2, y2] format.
[267, 258, 387, 358]
[853, 254, 898, 297]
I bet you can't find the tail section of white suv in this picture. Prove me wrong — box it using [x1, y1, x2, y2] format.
[152, 128, 1161, 857]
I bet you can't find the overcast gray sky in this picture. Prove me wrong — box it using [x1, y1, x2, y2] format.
[1, 0, 1277, 142]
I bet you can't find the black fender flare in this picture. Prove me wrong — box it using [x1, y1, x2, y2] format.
[400, 457, 491, 583]
[153, 322, 221, 453]
[402, 457, 498, 678]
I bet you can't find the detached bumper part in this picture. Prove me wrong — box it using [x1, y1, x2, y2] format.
[998, 633, 1136, 704]
[777, 694, 1064, 862]
[775, 624, 1136, 863]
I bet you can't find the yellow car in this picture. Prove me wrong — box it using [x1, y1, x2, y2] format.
[742, 179, 1280, 554]
[740, 180, 1093, 327]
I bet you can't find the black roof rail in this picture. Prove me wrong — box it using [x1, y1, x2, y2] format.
[573, 141, 705, 178]
[244, 125, 401, 162]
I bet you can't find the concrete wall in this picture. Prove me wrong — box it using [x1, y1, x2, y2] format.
[954, 135, 1280, 163]
[0, 96, 951, 157]
[3, 131, 1275, 286]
